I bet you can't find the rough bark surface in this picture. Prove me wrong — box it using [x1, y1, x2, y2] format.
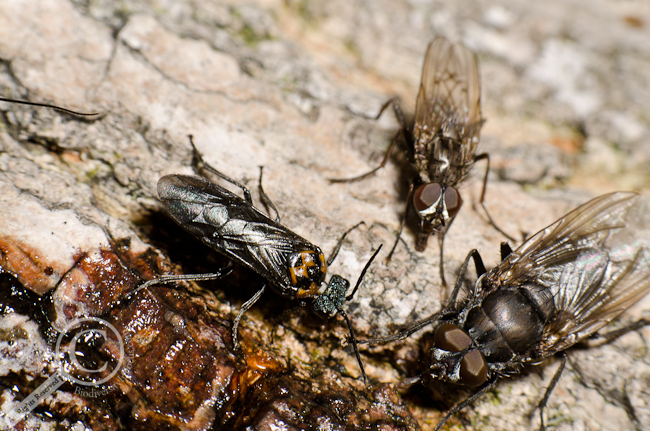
[1, 1, 650, 430]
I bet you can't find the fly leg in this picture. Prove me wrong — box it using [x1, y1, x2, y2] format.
[232, 284, 267, 348]
[449, 248, 486, 304]
[257, 166, 281, 222]
[340, 245, 382, 384]
[357, 248, 483, 345]
[386, 183, 414, 262]
[474, 153, 516, 242]
[189, 135, 282, 222]
[432, 195, 464, 290]
[433, 377, 499, 431]
[537, 352, 567, 431]
[189, 134, 254, 204]
[437, 233, 447, 289]
[500, 241, 514, 260]
[126, 261, 235, 303]
[356, 247, 479, 346]
[594, 318, 650, 343]
[330, 98, 408, 183]
[357, 309, 451, 345]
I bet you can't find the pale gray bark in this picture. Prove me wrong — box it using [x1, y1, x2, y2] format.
[1, 1, 650, 429]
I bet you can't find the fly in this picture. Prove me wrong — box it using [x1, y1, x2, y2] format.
[137, 137, 382, 383]
[0, 97, 378, 381]
[361, 191, 650, 429]
[331, 38, 514, 287]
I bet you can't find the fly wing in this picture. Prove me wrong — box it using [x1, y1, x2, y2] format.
[486, 192, 650, 357]
[538, 244, 650, 355]
[158, 175, 315, 291]
[414, 38, 483, 172]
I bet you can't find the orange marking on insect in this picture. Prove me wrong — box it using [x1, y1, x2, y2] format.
[290, 252, 327, 298]
[290, 252, 317, 282]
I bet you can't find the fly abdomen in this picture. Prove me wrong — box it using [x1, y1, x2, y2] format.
[466, 287, 552, 362]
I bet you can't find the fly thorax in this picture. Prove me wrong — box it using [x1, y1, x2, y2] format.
[312, 275, 350, 318]
[430, 323, 488, 387]
[288, 249, 327, 299]
[465, 289, 546, 362]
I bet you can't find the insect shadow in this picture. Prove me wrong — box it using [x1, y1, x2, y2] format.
[135, 136, 382, 383]
[331, 38, 515, 288]
[359, 191, 650, 430]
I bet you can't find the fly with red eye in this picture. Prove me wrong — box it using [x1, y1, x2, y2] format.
[359, 192, 650, 430]
[331, 38, 514, 287]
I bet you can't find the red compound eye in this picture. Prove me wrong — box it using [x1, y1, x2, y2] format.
[434, 323, 487, 387]
[434, 323, 471, 352]
[444, 186, 463, 218]
[459, 349, 488, 387]
[413, 183, 442, 212]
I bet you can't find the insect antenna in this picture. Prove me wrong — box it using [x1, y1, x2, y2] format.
[0, 97, 100, 116]
[346, 244, 382, 301]
[336, 245, 382, 384]
[338, 308, 367, 384]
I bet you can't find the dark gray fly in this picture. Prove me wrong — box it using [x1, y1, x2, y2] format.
[333, 38, 513, 286]
[139, 164, 381, 383]
[362, 191, 650, 429]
